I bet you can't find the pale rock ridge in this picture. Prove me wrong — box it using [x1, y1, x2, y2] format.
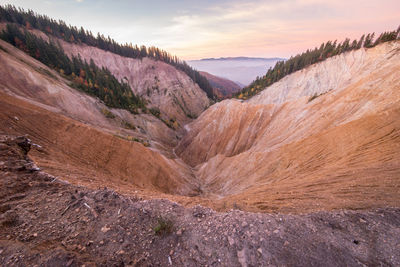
[178, 41, 400, 165]
[175, 41, 400, 206]
[249, 42, 399, 105]
[60, 41, 210, 124]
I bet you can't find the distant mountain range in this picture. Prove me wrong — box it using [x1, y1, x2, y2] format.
[188, 57, 284, 86]
[199, 57, 283, 61]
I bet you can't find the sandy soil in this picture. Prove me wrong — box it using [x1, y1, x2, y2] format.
[1, 136, 399, 266]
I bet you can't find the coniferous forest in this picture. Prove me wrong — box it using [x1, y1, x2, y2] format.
[0, 5, 216, 99]
[0, 24, 146, 114]
[236, 26, 400, 100]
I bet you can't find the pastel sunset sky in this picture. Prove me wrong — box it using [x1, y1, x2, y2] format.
[1, 0, 399, 59]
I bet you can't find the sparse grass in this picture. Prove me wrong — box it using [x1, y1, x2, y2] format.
[186, 113, 197, 119]
[308, 90, 330, 103]
[114, 134, 150, 147]
[308, 93, 320, 102]
[153, 216, 174, 236]
[16, 57, 59, 81]
[122, 120, 136, 130]
[101, 108, 116, 119]
[37, 67, 58, 80]
[149, 107, 161, 118]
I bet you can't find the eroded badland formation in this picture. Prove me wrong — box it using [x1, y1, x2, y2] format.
[0, 17, 399, 266]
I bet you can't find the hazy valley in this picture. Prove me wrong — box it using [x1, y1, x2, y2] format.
[188, 57, 283, 86]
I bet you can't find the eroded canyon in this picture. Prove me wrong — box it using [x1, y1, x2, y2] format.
[1, 37, 399, 214]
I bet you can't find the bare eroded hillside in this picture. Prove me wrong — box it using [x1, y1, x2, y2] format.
[176, 41, 400, 212]
[0, 36, 399, 214]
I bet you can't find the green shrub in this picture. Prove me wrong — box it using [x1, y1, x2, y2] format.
[149, 107, 161, 118]
[308, 93, 320, 102]
[153, 217, 174, 236]
[122, 121, 136, 130]
[101, 108, 115, 119]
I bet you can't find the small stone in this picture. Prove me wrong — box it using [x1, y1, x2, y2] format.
[237, 249, 247, 267]
[176, 229, 182, 236]
[241, 222, 248, 227]
[168, 255, 172, 265]
[33, 233, 38, 237]
[101, 226, 110, 233]
[284, 241, 289, 246]
[169, 250, 174, 255]
[118, 250, 125, 255]
[257, 248, 263, 255]
[273, 229, 279, 234]
[359, 218, 367, 223]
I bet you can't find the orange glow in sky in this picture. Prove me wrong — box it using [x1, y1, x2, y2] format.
[1, 0, 399, 59]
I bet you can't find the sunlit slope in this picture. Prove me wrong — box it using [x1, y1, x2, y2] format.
[176, 41, 400, 212]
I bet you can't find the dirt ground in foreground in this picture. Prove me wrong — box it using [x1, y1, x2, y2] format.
[1, 136, 399, 266]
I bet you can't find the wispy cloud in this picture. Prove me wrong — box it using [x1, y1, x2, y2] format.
[158, 0, 400, 59]
[1, 0, 399, 59]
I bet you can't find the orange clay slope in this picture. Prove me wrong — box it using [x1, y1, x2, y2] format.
[0, 36, 399, 213]
[176, 41, 400, 212]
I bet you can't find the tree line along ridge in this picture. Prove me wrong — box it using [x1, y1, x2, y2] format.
[236, 26, 400, 100]
[0, 23, 147, 114]
[0, 5, 216, 100]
